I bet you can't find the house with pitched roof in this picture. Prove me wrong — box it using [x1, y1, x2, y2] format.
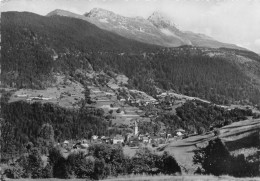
[113, 134, 124, 144]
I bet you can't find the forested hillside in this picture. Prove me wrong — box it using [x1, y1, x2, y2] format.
[92, 50, 260, 105]
[2, 11, 260, 106]
[1, 97, 253, 161]
[1, 12, 158, 88]
[1, 100, 109, 159]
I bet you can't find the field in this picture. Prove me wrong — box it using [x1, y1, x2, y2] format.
[157, 118, 260, 173]
[8, 75, 85, 109]
[6, 73, 149, 128]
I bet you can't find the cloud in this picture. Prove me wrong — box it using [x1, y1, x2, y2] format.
[255, 39, 260, 46]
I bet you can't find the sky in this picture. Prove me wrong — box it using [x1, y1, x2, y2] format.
[1, 0, 260, 53]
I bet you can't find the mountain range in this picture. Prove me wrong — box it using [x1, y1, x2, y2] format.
[46, 8, 245, 50]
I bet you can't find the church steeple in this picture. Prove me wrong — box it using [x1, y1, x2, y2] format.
[134, 120, 138, 135]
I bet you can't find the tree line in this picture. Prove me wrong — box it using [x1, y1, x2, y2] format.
[1, 100, 109, 161]
[193, 138, 260, 177]
[4, 144, 181, 180]
[155, 100, 253, 135]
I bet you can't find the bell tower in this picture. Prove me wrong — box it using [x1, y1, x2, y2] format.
[134, 120, 138, 135]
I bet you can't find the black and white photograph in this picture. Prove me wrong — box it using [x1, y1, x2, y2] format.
[0, 0, 260, 180]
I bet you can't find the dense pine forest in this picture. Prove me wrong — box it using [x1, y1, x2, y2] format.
[1, 12, 158, 88]
[93, 51, 260, 105]
[1, 100, 109, 160]
[153, 100, 253, 136]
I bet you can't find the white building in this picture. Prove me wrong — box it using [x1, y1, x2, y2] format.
[91, 135, 98, 140]
[113, 135, 124, 144]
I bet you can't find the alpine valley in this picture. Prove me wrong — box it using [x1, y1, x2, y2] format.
[1, 8, 260, 179]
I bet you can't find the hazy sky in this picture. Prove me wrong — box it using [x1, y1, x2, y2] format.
[1, 0, 260, 53]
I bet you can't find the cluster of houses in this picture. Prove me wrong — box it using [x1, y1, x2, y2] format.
[62, 120, 186, 150]
[116, 89, 159, 106]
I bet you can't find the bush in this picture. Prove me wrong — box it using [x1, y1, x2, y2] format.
[52, 156, 69, 178]
[193, 138, 231, 175]
[48, 146, 70, 178]
[93, 158, 110, 180]
[4, 163, 23, 179]
[5, 143, 182, 180]
[197, 127, 206, 135]
[253, 113, 260, 119]
[193, 138, 260, 177]
[130, 148, 181, 175]
[224, 119, 232, 126]
[116, 108, 121, 113]
[48, 146, 63, 166]
[67, 151, 94, 178]
[213, 128, 220, 136]
[159, 152, 181, 175]
[89, 143, 128, 176]
[28, 148, 44, 178]
[14, 148, 44, 178]
[42, 163, 53, 178]
[231, 154, 259, 177]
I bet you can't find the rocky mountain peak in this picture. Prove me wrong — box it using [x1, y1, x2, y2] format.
[85, 8, 116, 18]
[148, 11, 176, 28]
[45, 8, 244, 50]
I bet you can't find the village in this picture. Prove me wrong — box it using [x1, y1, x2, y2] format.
[60, 119, 187, 156]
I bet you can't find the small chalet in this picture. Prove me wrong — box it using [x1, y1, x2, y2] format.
[91, 135, 98, 140]
[101, 136, 111, 143]
[80, 139, 89, 148]
[175, 129, 185, 136]
[142, 136, 150, 143]
[113, 135, 124, 144]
